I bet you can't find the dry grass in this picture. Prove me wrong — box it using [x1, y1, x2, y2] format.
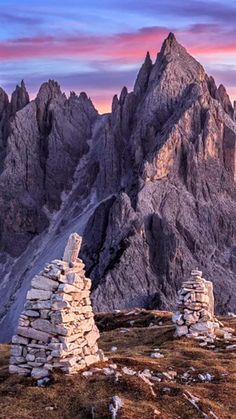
[0, 310, 236, 419]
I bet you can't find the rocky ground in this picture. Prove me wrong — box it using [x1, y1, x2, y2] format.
[0, 310, 236, 419]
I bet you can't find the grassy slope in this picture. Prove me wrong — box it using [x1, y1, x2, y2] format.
[0, 310, 235, 419]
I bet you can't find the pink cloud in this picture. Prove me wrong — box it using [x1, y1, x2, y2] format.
[0, 27, 169, 62]
[0, 26, 235, 63]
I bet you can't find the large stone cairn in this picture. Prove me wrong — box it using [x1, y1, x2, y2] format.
[173, 269, 220, 337]
[9, 233, 105, 379]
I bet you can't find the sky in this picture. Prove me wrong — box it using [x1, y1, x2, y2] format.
[0, 0, 235, 113]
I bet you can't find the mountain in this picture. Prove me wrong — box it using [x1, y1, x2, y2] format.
[0, 33, 236, 342]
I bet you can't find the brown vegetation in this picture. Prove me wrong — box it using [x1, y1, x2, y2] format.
[0, 310, 236, 418]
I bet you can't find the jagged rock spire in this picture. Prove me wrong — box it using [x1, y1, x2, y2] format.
[134, 51, 153, 97]
[119, 86, 128, 105]
[10, 80, 29, 116]
[159, 32, 180, 57]
[35, 80, 63, 135]
[217, 84, 234, 118]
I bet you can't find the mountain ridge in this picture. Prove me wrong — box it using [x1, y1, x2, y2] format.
[0, 33, 236, 342]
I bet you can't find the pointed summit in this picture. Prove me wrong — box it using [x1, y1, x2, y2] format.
[166, 32, 176, 43]
[149, 31, 206, 88]
[144, 51, 152, 64]
[10, 80, 29, 116]
[216, 84, 234, 118]
[134, 51, 153, 97]
[36, 80, 63, 135]
[159, 32, 182, 58]
[36, 80, 62, 103]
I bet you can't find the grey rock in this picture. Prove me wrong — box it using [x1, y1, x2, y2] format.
[216, 84, 234, 118]
[31, 367, 49, 379]
[12, 335, 29, 345]
[31, 319, 54, 334]
[0, 82, 97, 257]
[37, 377, 50, 387]
[10, 345, 23, 357]
[63, 233, 82, 263]
[9, 365, 30, 375]
[134, 51, 153, 97]
[24, 300, 52, 310]
[10, 80, 29, 116]
[22, 310, 40, 318]
[175, 325, 189, 337]
[31, 275, 59, 291]
[17, 326, 51, 342]
[1, 33, 236, 341]
[26, 289, 52, 300]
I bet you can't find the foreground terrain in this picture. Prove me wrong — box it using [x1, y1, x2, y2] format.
[0, 311, 236, 419]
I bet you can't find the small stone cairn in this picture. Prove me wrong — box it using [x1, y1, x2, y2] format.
[172, 269, 221, 337]
[9, 233, 105, 379]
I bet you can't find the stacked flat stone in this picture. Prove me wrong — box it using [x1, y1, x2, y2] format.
[173, 269, 220, 337]
[9, 233, 104, 379]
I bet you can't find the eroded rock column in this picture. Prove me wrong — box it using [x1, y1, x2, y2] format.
[9, 233, 105, 379]
[173, 269, 220, 337]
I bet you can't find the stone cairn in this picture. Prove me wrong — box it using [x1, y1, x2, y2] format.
[172, 269, 221, 337]
[9, 233, 105, 380]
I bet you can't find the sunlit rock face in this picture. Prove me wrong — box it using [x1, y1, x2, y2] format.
[82, 33, 236, 315]
[0, 33, 236, 341]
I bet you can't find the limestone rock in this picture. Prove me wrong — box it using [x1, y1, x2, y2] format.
[175, 325, 188, 337]
[17, 326, 51, 343]
[173, 269, 220, 338]
[31, 367, 49, 379]
[10, 80, 30, 116]
[31, 319, 54, 334]
[134, 51, 153, 97]
[9, 234, 105, 377]
[1, 33, 236, 341]
[12, 335, 29, 345]
[31, 276, 59, 291]
[9, 365, 29, 375]
[63, 233, 82, 264]
[26, 289, 52, 301]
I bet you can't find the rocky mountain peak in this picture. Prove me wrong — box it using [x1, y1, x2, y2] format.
[10, 80, 30, 116]
[134, 51, 153, 97]
[160, 31, 178, 54]
[77, 92, 98, 114]
[0, 34, 236, 341]
[35, 80, 63, 135]
[119, 86, 128, 105]
[217, 84, 234, 118]
[155, 31, 187, 65]
[36, 79, 62, 107]
[0, 87, 9, 113]
[112, 94, 119, 113]
[150, 31, 205, 85]
[140, 32, 207, 128]
[0, 87, 9, 158]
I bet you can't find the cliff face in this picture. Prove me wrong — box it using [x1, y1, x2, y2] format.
[82, 33, 236, 314]
[0, 81, 97, 256]
[0, 33, 236, 341]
